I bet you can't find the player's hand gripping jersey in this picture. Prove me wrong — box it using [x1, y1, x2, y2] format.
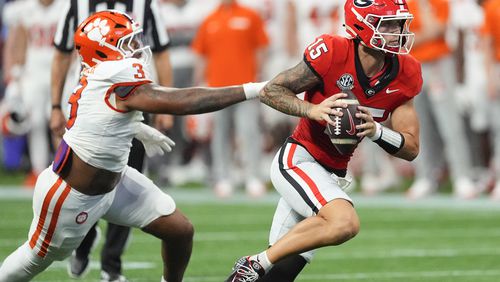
[291, 34, 423, 170]
[62, 58, 152, 173]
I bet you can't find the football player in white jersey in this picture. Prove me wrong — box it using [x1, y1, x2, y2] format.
[3, 0, 66, 185]
[0, 10, 289, 282]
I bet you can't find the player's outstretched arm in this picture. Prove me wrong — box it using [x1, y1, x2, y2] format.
[260, 61, 346, 124]
[120, 83, 255, 115]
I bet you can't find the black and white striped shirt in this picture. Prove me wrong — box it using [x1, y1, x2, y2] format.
[53, 0, 169, 53]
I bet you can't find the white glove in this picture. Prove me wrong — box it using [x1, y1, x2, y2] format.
[331, 172, 354, 192]
[135, 123, 176, 157]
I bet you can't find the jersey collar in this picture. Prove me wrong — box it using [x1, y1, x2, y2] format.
[354, 41, 400, 98]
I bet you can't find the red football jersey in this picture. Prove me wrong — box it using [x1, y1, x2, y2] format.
[291, 34, 423, 171]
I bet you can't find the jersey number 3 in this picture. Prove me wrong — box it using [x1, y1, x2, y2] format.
[133, 63, 146, 79]
[308, 38, 329, 60]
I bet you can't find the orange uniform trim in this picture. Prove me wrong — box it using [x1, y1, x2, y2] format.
[38, 184, 71, 257]
[287, 143, 327, 206]
[29, 177, 63, 249]
[1, 115, 10, 135]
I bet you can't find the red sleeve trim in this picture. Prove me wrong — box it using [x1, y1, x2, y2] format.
[104, 80, 152, 113]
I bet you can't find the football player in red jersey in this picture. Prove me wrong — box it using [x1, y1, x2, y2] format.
[225, 0, 423, 281]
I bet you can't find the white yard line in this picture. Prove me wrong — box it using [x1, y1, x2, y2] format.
[2, 187, 500, 210]
[49, 260, 156, 270]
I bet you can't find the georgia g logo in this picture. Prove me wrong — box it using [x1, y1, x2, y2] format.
[354, 0, 374, 7]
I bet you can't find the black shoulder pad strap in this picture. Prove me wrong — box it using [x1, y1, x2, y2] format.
[114, 85, 137, 99]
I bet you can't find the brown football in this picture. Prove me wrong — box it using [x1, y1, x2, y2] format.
[324, 97, 364, 155]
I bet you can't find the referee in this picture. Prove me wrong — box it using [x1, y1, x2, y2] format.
[50, 1, 172, 281]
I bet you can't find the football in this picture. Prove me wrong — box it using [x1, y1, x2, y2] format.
[324, 95, 364, 155]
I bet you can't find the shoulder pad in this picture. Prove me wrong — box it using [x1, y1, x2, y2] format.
[303, 34, 350, 78]
[91, 58, 152, 84]
[399, 55, 423, 97]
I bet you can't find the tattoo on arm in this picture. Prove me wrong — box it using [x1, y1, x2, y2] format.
[261, 61, 320, 118]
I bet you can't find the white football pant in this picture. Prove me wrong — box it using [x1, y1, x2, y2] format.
[268, 139, 353, 262]
[0, 165, 175, 282]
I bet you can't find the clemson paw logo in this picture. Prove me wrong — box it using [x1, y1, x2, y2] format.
[84, 18, 110, 42]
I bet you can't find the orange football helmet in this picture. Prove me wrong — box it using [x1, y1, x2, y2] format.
[74, 10, 151, 68]
[344, 0, 414, 54]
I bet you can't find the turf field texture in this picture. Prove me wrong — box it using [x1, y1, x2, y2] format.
[1, 188, 499, 282]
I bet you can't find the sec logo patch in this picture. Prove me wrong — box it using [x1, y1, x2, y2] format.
[75, 212, 88, 224]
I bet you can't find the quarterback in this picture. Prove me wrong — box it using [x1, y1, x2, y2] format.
[226, 0, 423, 281]
[0, 10, 341, 282]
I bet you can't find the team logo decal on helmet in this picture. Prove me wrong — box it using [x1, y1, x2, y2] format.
[84, 18, 111, 42]
[74, 10, 152, 68]
[354, 0, 374, 8]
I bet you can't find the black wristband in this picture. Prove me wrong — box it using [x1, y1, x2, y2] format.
[373, 126, 405, 155]
[52, 104, 61, 110]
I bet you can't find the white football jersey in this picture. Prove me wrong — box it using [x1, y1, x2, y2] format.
[63, 58, 152, 172]
[17, 0, 65, 76]
[2, 0, 26, 27]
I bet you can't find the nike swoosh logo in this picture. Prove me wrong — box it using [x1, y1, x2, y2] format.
[346, 110, 356, 136]
[386, 88, 399, 94]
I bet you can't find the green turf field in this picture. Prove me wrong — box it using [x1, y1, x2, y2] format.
[1, 190, 500, 282]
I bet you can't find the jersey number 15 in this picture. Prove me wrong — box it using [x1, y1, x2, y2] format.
[308, 38, 329, 60]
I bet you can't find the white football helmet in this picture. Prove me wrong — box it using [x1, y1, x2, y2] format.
[1, 81, 30, 136]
